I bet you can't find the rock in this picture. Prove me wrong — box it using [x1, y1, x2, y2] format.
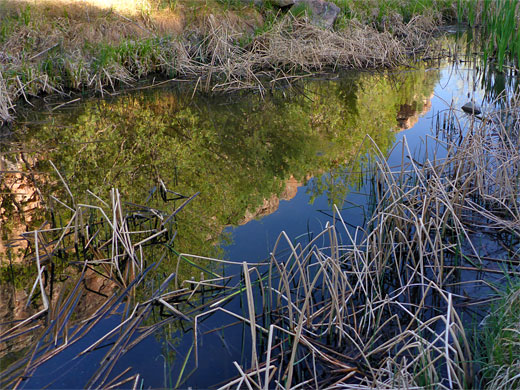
[241, 0, 264, 6]
[461, 102, 482, 115]
[291, 0, 340, 29]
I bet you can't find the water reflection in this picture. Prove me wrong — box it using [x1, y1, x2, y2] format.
[1, 64, 439, 265]
[2, 32, 520, 388]
[0, 64, 441, 388]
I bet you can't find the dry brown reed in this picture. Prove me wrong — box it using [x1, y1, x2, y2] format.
[2, 91, 520, 388]
[187, 14, 441, 92]
[209, 91, 520, 389]
[0, 4, 442, 124]
[0, 177, 198, 388]
[0, 73, 14, 125]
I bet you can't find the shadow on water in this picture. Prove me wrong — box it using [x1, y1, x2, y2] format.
[1, 32, 519, 388]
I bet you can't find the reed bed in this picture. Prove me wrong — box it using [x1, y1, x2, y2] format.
[0, 177, 202, 389]
[2, 83, 520, 388]
[458, 0, 520, 71]
[207, 92, 520, 388]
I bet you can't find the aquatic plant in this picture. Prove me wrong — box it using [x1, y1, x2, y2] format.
[476, 282, 520, 389]
[2, 78, 520, 389]
[458, 0, 520, 72]
[209, 86, 520, 389]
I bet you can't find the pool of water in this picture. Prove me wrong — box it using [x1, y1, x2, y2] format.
[1, 34, 518, 389]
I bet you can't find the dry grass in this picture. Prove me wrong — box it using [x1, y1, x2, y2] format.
[0, 73, 14, 124]
[0, 0, 442, 125]
[7, 0, 167, 15]
[181, 13, 442, 93]
[1, 90, 520, 388]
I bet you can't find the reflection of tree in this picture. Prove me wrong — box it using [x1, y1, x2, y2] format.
[305, 67, 440, 206]
[11, 66, 439, 262]
[0, 66, 440, 382]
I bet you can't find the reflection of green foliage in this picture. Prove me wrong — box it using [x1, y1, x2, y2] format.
[0, 261, 37, 289]
[19, 65, 437, 263]
[2, 66, 439, 380]
[305, 67, 439, 206]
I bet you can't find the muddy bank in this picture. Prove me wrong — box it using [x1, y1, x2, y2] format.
[0, 0, 457, 125]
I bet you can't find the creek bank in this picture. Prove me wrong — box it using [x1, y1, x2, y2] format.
[0, 0, 452, 126]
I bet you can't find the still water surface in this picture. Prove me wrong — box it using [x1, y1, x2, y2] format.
[0, 44, 516, 388]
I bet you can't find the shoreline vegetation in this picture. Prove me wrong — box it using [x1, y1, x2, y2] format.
[2, 0, 520, 389]
[0, 0, 459, 125]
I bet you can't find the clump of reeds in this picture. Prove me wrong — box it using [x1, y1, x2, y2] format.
[458, 0, 520, 71]
[0, 172, 202, 389]
[208, 89, 520, 389]
[478, 286, 520, 389]
[2, 89, 520, 388]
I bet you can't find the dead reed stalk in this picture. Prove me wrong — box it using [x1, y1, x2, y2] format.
[214, 91, 520, 389]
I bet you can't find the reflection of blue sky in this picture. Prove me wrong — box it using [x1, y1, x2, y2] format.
[392, 65, 486, 161]
[223, 63, 503, 264]
[19, 55, 519, 389]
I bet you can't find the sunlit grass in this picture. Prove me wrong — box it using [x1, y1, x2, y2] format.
[7, 0, 166, 14]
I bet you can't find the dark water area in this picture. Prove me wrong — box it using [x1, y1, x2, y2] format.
[1, 33, 519, 389]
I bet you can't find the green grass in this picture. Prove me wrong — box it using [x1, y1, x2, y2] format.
[476, 280, 520, 388]
[458, 0, 520, 72]
[290, 2, 313, 18]
[330, 0, 456, 28]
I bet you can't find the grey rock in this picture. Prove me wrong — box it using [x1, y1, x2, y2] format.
[461, 102, 482, 115]
[292, 0, 340, 29]
[241, 0, 264, 6]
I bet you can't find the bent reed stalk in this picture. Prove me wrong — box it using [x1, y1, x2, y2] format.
[2, 92, 520, 388]
[213, 93, 520, 388]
